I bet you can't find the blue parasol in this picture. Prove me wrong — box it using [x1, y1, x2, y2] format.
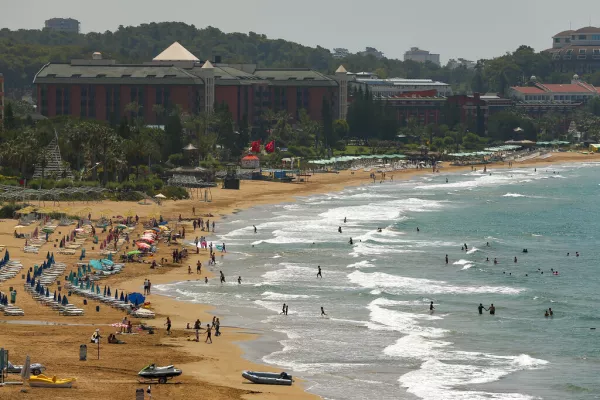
[61, 295, 68, 306]
[128, 292, 145, 306]
[103, 285, 107, 296]
[120, 292, 125, 302]
[124, 294, 128, 303]
[4, 249, 9, 262]
[114, 289, 118, 300]
[53, 291, 57, 301]
[26, 272, 31, 283]
[57, 293, 62, 302]
[107, 287, 111, 297]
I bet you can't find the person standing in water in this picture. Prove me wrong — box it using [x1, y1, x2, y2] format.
[478, 303, 488, 314]
[285, 305, 289, 315]
[445, 254, 448, 264]
[344, 217, 347, 223]
[281, 303, 287, 315]
[429, 301, 435, 313]
[219, 271, 225, 284]
[338, 226, 342, 233]
[253, 225, 257, 233]
[349, 238, 353, 245]
[317, 266, 322, 278]
[548, 308, 553, 316]
[464, 243, 468, 251]
[489, 304, 496, 315]
[238, 276, 242, 284]
[417, 227, 420, 232]
[321, 307, 327, 316]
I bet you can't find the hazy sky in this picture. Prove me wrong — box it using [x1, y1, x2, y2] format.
[3, 0, 600, 63]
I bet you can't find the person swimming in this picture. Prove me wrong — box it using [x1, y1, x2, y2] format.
[494, 258, 498, 265]
[478, 303, 487, 314]
[545, 310, 549, 317]
[486, 257, 489, 262]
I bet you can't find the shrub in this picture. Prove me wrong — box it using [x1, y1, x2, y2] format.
[0, 204, 24, 218]
[161, 186, 189, 200]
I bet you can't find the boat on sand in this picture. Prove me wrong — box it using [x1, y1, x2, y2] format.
[242, 371, 293, 385]
[28, 374, 76, 388]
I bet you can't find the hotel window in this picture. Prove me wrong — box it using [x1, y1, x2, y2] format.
[579, 35, 587, 40]
[593, 35, 600, 40]
[594, 49, 600, 54]
[579, 49, 587, 54]
[105, 86, 121, 123]
[40, 85, 48, 116]
[554, 38, 561, 43]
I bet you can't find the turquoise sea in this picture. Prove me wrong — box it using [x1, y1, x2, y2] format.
[156, 162, 600, 400]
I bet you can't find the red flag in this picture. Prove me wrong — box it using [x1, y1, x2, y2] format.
[265, 141, 275, 153]
[251, 141, 261, 153]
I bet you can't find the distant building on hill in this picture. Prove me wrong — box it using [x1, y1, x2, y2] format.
[447, 58, 476, 70]
[332, 48, 350, 59]
[359, 47, 385, 59]
[404, 47, 441, 66]
[33, 42, 351, 124]
[545, 26, 600, 73]
[44, 18, 80, 33]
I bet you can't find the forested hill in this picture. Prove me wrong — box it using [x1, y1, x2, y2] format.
[0, 22, 586, 94]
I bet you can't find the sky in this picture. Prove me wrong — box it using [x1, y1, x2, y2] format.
[3, 0, 600, 63]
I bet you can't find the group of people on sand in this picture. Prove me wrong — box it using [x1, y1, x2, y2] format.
[183, 316, 222, 343]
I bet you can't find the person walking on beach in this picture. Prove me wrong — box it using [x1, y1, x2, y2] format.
[143, 279, 148, 295]
[165, 317, 172, 335]
[215, 318, 221, 336]
[205, 276, 208, 284]
[317, 266, 322, 279]
[478, 303, 488, 315]
[197, 261, 201, 274]
[321, 307, 327, 317]
[212, 221, 215, 232]
[192, 206, 195, 216]
[188, 265, 192, 274]
[281, 303, 287, 315]
[220, 271, 225, 284]
[205, 324, 212, 343]
[148, 280, 152, 295]
[489, 304, 496, 315]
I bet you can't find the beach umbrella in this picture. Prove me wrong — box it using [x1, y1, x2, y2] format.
[86, 280, 90, 290]
[77, 268, 82, 277]
[103, 286, 107, 296]
[53, 291, 56, 301]
[57, 293, 62, 302]
[114, 290, 118, 300]
[128, 292, 145, 305]
[90, 282, 94, 292]
[62, 295, 68, 306]
[4, 249, 9, 262]
[136, 242, 151, 250]
[79, 281, 84, 289]
[26, 272, 31, 283]
[124, 294, 128, 303]
[116, 224, 127, 229]
[45, 287, 49, 297]
[107, 287, 111, 297]
[96, 285, 100, 294]
[120, 292, 125, 302]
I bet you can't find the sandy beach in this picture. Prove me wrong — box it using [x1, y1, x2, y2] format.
[0, 151, 596, 400]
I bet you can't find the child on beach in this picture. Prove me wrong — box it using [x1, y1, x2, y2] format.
[205, 324, 212, 343]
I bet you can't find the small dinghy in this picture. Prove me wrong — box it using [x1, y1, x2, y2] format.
[242, 371, 293, 386]
[138, 364, 182, 384]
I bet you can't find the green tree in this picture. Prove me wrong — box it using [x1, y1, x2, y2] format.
[3, 102, 16, 130]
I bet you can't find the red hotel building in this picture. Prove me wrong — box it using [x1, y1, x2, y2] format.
[33, 42, 350, 125]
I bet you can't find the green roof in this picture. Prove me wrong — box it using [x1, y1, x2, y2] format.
[34, 62, 339, 87]
[34, 63, 204, 85]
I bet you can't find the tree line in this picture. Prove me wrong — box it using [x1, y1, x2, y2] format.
[3, 23, 596, 94]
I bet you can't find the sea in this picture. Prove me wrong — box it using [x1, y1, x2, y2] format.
[155, 162, 600, 400]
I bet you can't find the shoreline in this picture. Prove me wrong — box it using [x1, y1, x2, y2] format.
[114, 151, 600, 399]
[0, 151, 597, 400]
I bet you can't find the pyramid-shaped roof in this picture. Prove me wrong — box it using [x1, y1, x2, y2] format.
[153, 42, 199, 62]
[335, 65, 347, 74]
